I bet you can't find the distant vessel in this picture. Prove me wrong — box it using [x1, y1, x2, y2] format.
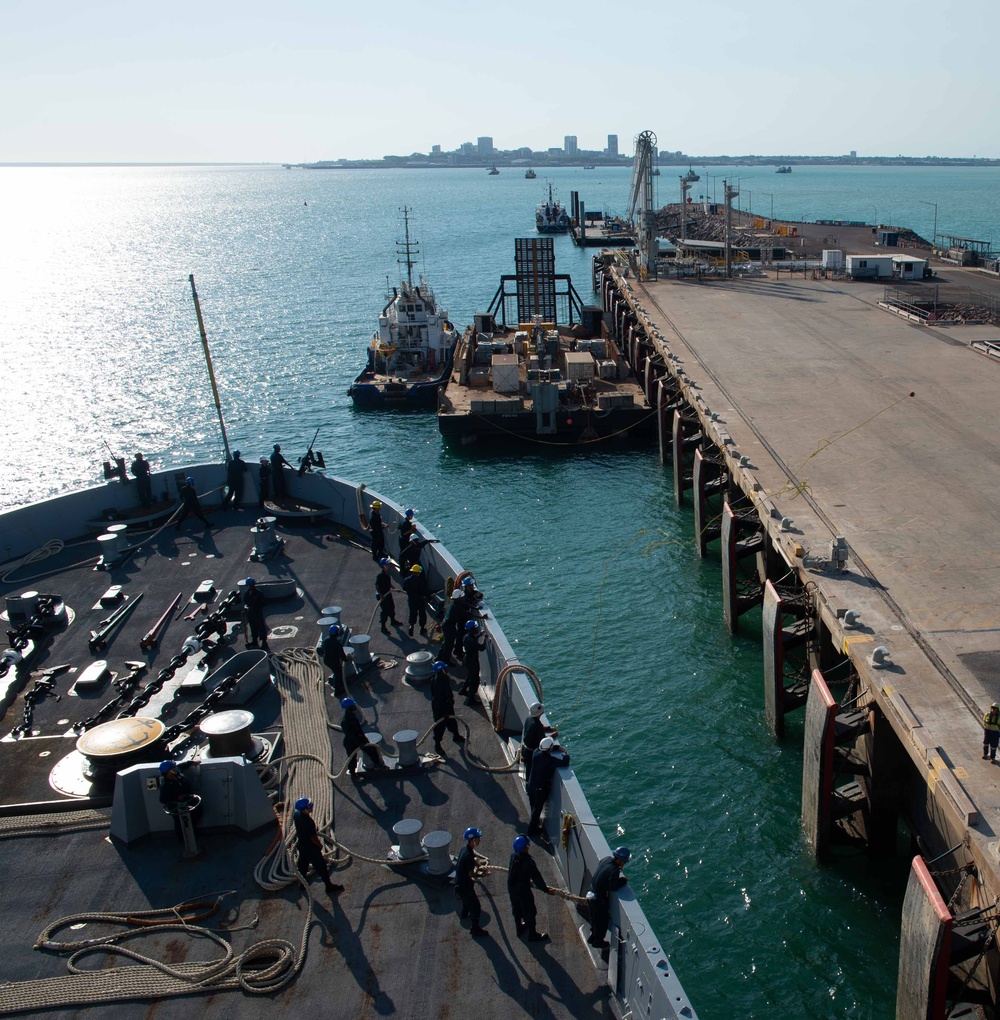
[776, 165, 792, 174]
[652, 168, 661, 176]
[348, 208, 458, 408]
[488, 166, 500, 175]
[583, 165, 596, 170]
[535, 183, 570, 233]
[524, 168, 536, 179]
[683, 168, 700, 182]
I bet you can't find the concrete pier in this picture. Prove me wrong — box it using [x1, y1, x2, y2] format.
[599, 257, 1000, 1016]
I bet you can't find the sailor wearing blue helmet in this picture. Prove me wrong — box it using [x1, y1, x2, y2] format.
[322, 622, 349, 697]
[586, 846, 630, 949]
[456, 826, 487, 937]
[430, 658, 465, 756]
[457, 618, 488, 706]
[508, 834, 552, 941]
[176, 475, 211, 531]
[292, 795, 343, 897]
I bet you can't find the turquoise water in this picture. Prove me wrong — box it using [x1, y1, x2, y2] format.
[3, 164, 996, 1017]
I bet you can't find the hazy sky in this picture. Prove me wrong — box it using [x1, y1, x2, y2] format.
[4, 0, 998, 162]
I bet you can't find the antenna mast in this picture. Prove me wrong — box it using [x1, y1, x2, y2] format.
[397, 206, 420, 287]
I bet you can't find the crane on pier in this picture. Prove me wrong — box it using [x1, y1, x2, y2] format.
[627, 130, 657, 273]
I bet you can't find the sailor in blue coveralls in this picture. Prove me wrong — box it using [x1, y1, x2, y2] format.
[456, 826, 487, 936]
[587, 846, 630, 947]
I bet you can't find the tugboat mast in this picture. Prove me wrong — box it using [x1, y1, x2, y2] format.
[397, 206, 420, 288]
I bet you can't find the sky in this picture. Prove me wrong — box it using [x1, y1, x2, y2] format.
[3, 0, 999, 163]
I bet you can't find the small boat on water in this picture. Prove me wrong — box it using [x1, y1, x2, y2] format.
[535, 183, 570, 233]
[652, 168, 661, 176]
[583, 165, 595, 170]
[488, 166, 499, 175]
[683, 167, 700, 182]
[775, 165, 792, 174]
[348, 208, 458, 409]
[524, 168, 536, 179]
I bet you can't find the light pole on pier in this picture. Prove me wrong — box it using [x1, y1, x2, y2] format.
[724, 179, 739, 279]
[760, 192, 774, 220]
[919, 200, 938, 248]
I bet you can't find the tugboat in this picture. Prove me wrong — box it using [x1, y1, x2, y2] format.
[488, 166, 500, 175]
[348, 208, 458, 409]
[683, 167, 700, 182]
[775, 165, 792, 174]
[535, 183, 570, 233]
[524, 168, 536, 179]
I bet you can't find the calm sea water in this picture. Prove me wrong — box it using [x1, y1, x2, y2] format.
[3, 163, 997, 1017]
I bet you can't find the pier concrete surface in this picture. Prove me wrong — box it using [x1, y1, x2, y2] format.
[607, 260, 1000, 1017]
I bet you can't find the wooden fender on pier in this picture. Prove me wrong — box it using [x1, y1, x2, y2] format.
[802, 668, 870, 857]
[656, 379, 671, 465]
[671, 412, 702, 506]
[643, 357, 660, 406]
[762, 580, 812, 739]
[897, 856, 954, 1020]
[692, 448, 725, 557]
[802, 669, 840, 856]
[720, 500, 764, 632]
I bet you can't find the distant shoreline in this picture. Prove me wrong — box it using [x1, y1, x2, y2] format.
[2, 157, 999, 170]
[288, 157, 1000, 170]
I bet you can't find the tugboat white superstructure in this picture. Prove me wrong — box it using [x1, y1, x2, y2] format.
[348, 208, 458, 409]
[535, 183, 570, 234]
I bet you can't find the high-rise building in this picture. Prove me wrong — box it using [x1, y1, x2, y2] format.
[564, 135, 578, 156]
[431, 144, 441, 154]
[460, 142, 474, 156]
[606, 134, 618, 157]
[477, 136, 494, 156]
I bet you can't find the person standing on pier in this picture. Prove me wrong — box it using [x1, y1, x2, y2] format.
[131, 452, 153, 508]
[507, 834, 552, 941]
[292, 797, 343, 896]
[402, 564, 429, 636]
[586, 846, 630, 949]
[270, 444, 292, 497]
[375, 557, 399, 634]
[526, 736, 570, 836]
[456, 826, 487, 937]
[983, 703, 1000, 761]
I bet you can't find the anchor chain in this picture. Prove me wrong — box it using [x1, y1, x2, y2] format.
[1, 595, 62, 679]
[72, 590, 242, 734]
[9, 664, 72, 737]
